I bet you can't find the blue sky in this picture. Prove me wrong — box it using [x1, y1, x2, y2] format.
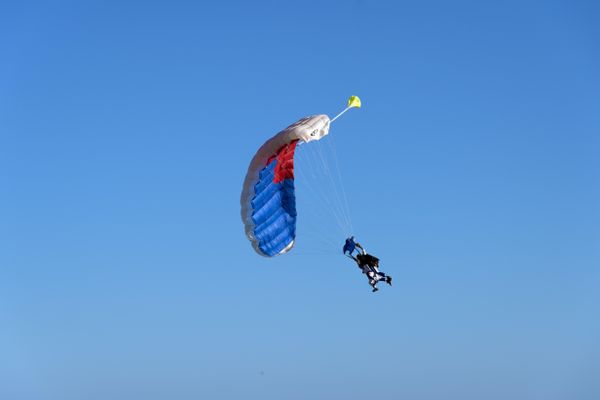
[1, 1, 599, 399]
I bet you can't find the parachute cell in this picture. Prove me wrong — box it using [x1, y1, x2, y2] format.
[241, 115, 330, 257]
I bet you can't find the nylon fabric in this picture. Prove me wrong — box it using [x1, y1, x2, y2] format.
[240, 115, 331, 257]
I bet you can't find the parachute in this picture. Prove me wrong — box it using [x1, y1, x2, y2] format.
[241, 97, 360, 257]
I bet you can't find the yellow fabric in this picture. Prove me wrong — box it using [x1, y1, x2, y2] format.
[347, 95, 361, 109]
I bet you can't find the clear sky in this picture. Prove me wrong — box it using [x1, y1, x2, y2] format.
[1, 1, 599, 399]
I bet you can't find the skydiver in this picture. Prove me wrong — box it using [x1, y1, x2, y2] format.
[343, 237, 392, 292]
[343, 236, 365, 257]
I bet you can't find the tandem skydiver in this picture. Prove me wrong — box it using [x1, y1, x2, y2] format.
[343, 237, 392, 292]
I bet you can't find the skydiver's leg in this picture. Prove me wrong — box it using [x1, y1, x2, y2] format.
[369, 268, 382, 280]
[370, 278, 378, 292]
[374, 270, 392, 286]
[370, 265, 388, 283]
[371, 280, 379, 292]
[386, 275, 392, 285]
[367, 271, 379, 292]
[368, 268, 390, 287]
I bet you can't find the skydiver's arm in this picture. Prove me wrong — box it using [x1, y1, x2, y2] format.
[355, 243, 366, 255]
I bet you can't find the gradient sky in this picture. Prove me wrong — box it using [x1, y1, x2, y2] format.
[1, 1, 599, 399]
